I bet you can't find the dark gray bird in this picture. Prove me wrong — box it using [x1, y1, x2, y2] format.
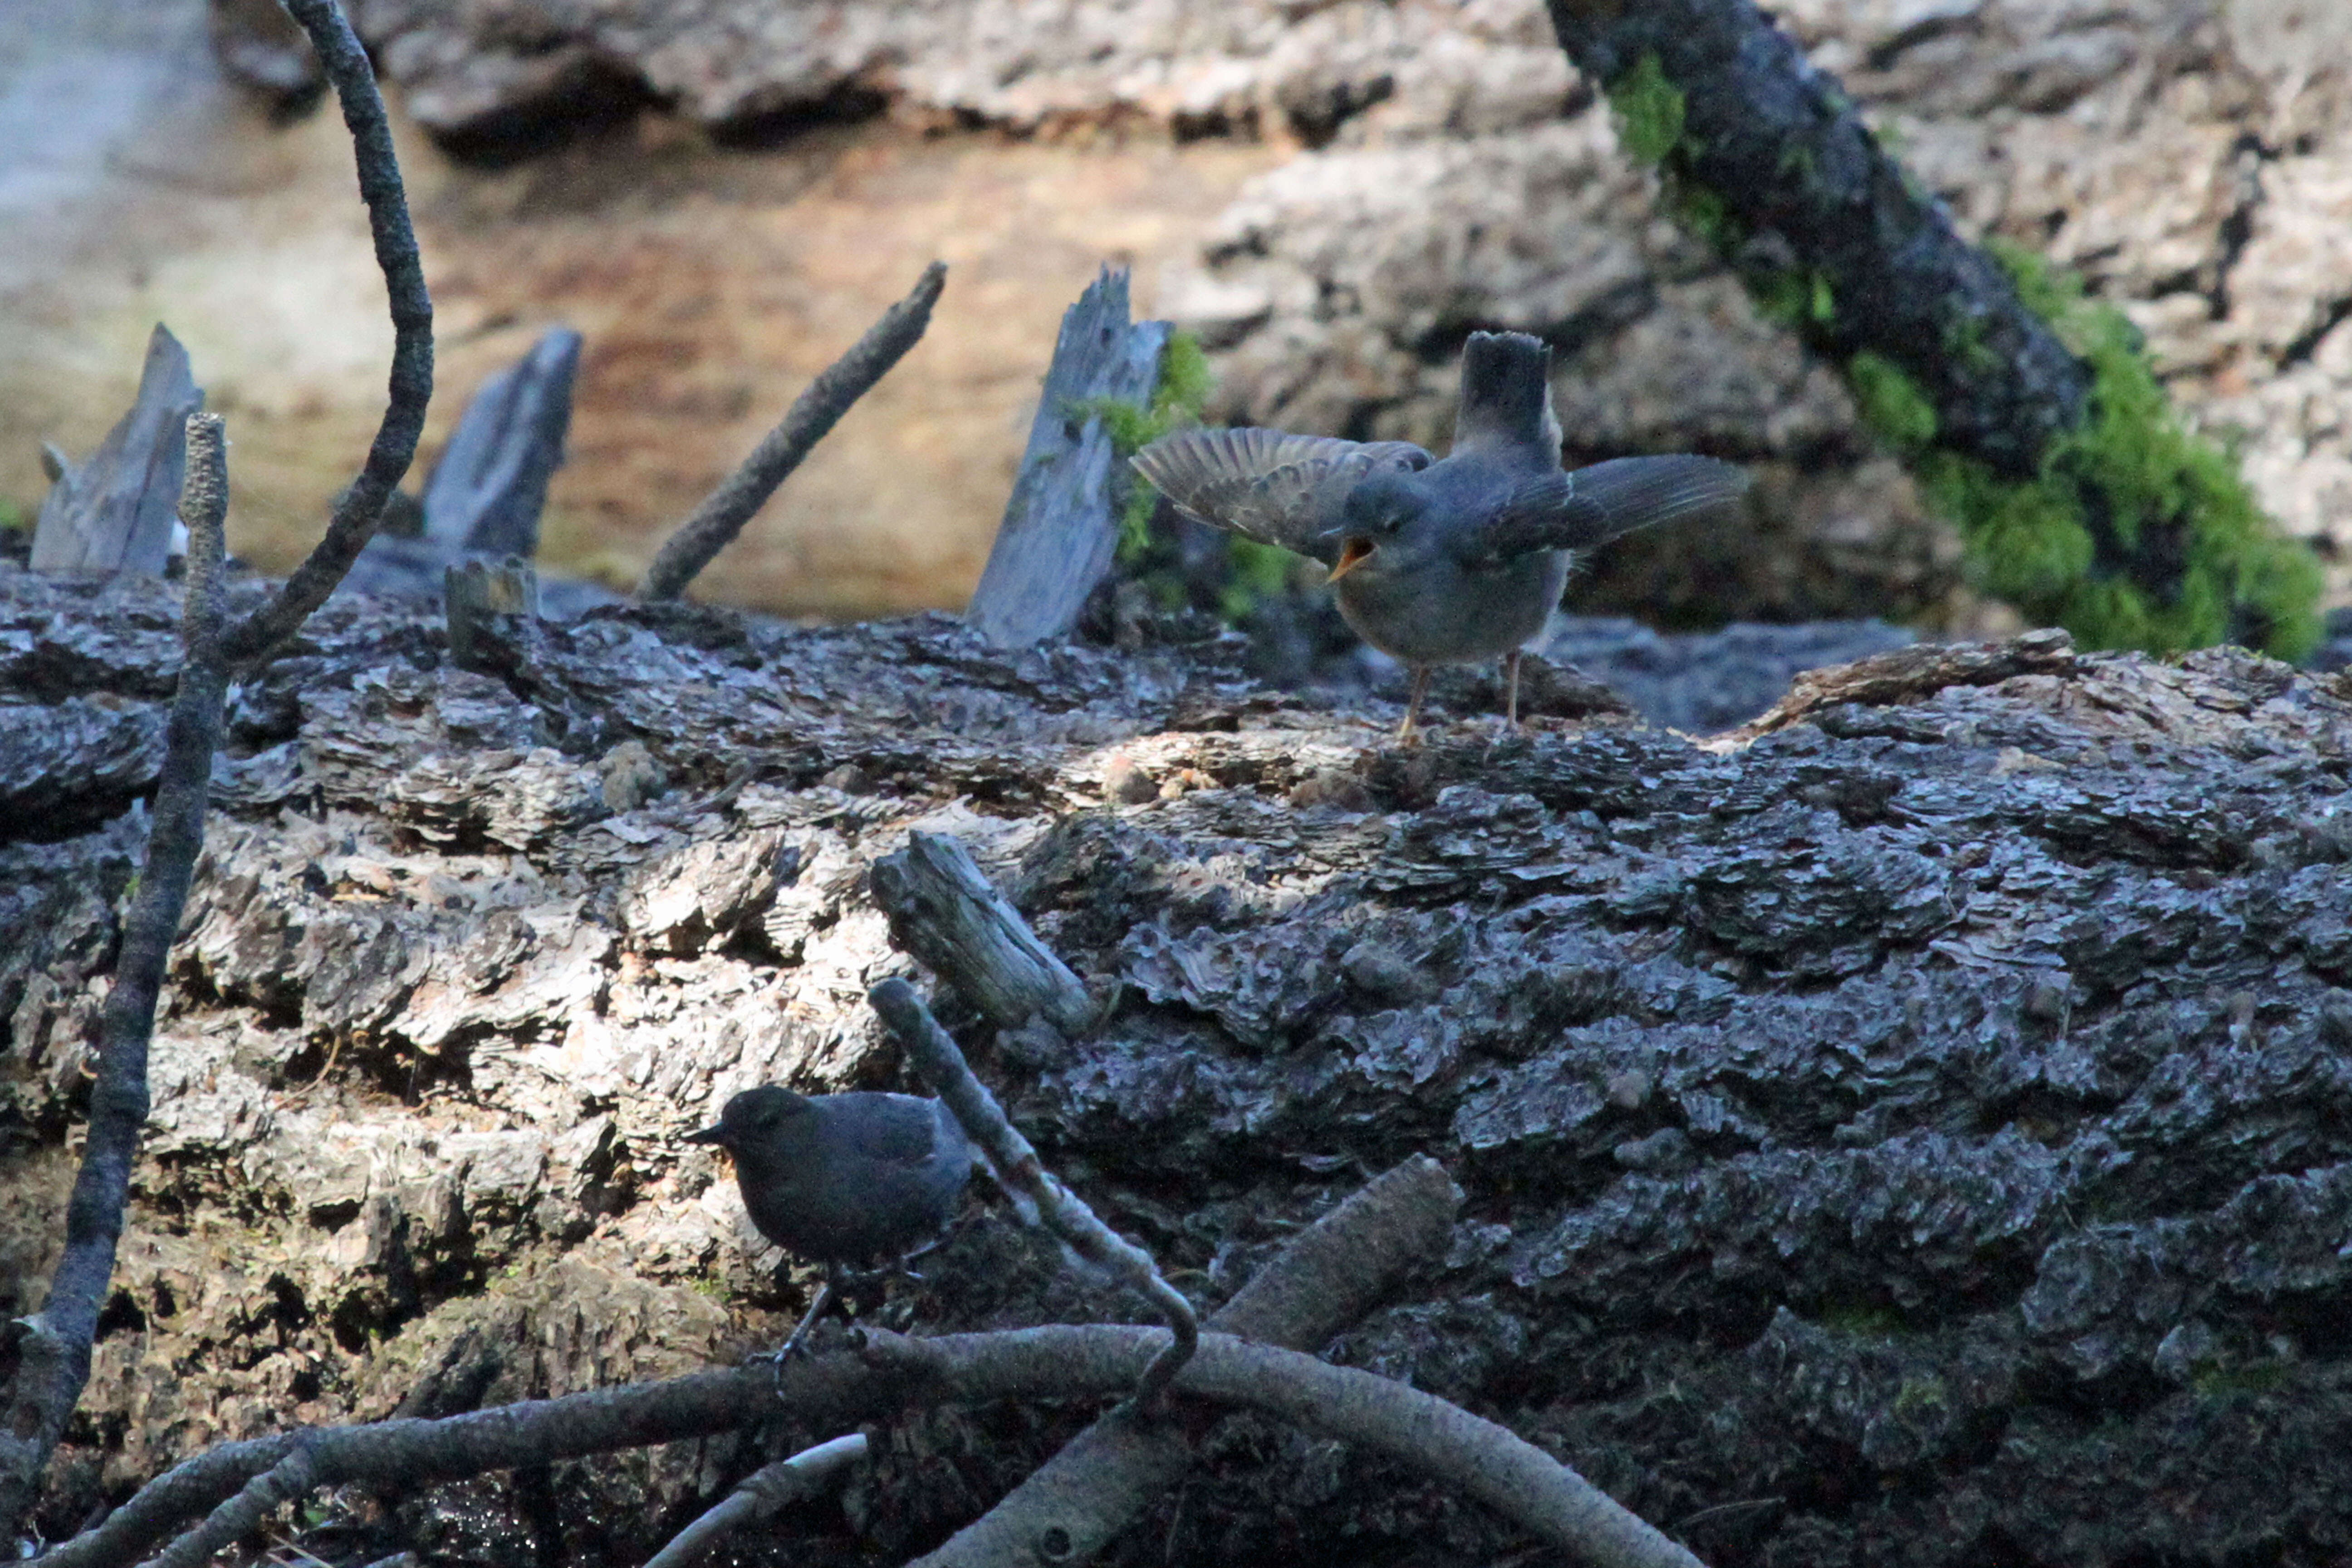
[689, 1084, 972, 1356]
[1131, 331, 1749, 740]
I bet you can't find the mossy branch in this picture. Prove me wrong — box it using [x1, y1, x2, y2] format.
[1552, 0, 2322, 658]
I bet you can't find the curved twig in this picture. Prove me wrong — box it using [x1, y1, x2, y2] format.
[141, 1446, 318, 1568]
[216, 0, 432, 665]
[101, 1328, 1700, 1568]
[638, 262, 946, 601]
[868, 979, 1201, 1406]
[909, 1156, 1458, 1568]
[872, 1328, 1705, 1568]
[640, 1433, 868, 1568]
[0, 415, 235, 1541]
[46, 1161, 1447, 1568]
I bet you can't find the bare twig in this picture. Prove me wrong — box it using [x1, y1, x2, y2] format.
[867, 979, 1200, 1406]
[863, 1328, 1707, 1568]
[90, 1327, 1701, 1568]
[216, 0, 432, 666]
[640, 1433, 868, 1568]
[1, 0, 427, 1525]
[50, 1165, 1690, 1568]
[870, 831, 1095, 1035]
[42, 1360, 892, 1568]
[639, 263, 946, 601]
[0, 415, 235, 1541]
[144, 1447, 318, 1568]
[910, 1156, 1458, 1568]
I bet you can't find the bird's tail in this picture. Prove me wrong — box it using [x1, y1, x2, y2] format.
[1453, 331, 1563, 458]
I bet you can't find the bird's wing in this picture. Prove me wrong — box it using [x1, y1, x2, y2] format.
[1131, 428, 1432, 564]
[838, 1094, 953, 1168]
[1449, 455, 1749, 566]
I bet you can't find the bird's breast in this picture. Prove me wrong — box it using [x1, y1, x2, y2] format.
[1334, 547, 1570, 665]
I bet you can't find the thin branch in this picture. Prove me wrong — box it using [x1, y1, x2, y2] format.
[143, 1447, 318, 1568]
[0, 415, 235, 1541]
[870, 831, 1096, 1035]
[865, 1328, 1708, 1568]
[638, 262, 946, 601]
[910, 1156, 1459, 1568]
[640, 1433, 868, 1568]
[216, 0, 432, 666]
[41, 1361, 896, 1568]
[52, 1155, 1446, 1568]
[98, 1328, 1700, 1568]
[868, 979, 1201, 1406]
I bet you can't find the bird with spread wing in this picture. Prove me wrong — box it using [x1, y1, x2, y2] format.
[1131, 330, 1748, 741]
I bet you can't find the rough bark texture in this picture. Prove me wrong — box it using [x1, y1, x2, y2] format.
[6, 564, 2352, 1564]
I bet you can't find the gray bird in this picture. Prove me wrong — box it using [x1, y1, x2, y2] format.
[689, 1084, 973, 1356]
[1131, 331, 1749, 740]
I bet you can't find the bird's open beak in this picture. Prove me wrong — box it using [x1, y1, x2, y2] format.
[686, 1124, 727, 1146]
[1327, 537, 1376, 582]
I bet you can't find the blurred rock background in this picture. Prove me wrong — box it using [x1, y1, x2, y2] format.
[3, 0, 2347, 627]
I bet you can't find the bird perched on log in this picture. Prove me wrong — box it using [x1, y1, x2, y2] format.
[1131, 331, 1749, 741]
[689, 1084, 973, 1357]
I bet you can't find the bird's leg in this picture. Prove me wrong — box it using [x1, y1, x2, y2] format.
[1396, 665, 1431, 745]
[892, 1236, 948, 1283]
[760, 1262, 845, 1368]
[1502, 650, 1523, 729]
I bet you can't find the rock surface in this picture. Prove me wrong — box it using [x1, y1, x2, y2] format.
[7, 565, 2352, 1564]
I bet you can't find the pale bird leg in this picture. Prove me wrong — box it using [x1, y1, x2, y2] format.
[1396, 665, 1431, 745]
[1503, 650, 1523, 729]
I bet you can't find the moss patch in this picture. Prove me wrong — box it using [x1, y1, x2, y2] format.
[1607, 53, 1687, 168]
[1611, 45, 2320, 658]
[1915, 241, 2322, 658]
[1066, 328, 1213, 564]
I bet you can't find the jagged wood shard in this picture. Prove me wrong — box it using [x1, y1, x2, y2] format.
[29, 324, 204, 577]
[965, 268, 1170, 647]
[421, 326, 583, 558]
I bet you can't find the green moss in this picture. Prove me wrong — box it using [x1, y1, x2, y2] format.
[2190, 1357, 2292, 1398]
[1608, 53, 1687, 168]
[1817, 1298, 1909, 1339]
[1670, 181, 1741, 253]
[1849, 351, 1938, 452]
[1218, 537, 1298, 620]
[0, 497, 25, 537]
[1753, 268, 1836, 331]
[1062, 328, 1215, 564]
[1891, 1375, 1949, 1420]
[1851, 238, 2324, 660]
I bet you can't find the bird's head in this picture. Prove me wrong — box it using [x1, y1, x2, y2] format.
[1325, 473, 1424, 581]
[687, 1084, 812, 1154]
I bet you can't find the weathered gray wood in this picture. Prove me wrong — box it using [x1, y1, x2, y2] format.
[421, 326, 582, 558]
[29, 325, 204, 577]
[869, 830, 1094, 1034]
[338, 329, 619, 617]
[444, 557, 539, 673]
[964, 269, 1170, 647]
